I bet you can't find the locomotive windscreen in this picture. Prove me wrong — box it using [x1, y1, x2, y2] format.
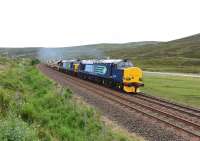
[117, 61, 134, 69]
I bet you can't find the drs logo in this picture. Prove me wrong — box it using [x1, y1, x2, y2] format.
[95, 66, 107, 75]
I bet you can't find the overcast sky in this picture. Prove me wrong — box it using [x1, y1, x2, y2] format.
[0, 0, 200, 48]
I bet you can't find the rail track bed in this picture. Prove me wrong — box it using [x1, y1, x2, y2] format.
[39, 64, 200, 141]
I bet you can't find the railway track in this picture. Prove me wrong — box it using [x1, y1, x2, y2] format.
[135, 93, 200, 118]
[42, 65, 200, 140]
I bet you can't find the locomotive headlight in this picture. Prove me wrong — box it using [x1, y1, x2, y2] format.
[124, 76, 132, 81]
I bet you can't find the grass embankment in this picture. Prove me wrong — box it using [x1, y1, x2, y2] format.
[0, 57, 141, 141]
[141, 73, 200, 108]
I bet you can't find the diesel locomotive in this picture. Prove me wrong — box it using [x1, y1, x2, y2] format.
[48, 59, 144, 93]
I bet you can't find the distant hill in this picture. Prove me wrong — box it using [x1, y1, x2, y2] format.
[0, 41, 159, 60]
[105, 33, 200, 73]
[1, 33, 200, 73]
[0, 48, 40, 58]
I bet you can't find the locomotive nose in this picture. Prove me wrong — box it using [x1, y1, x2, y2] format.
[123, 67, 144, 93]
[123, 67, 143, 82]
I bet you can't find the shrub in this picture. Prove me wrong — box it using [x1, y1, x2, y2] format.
[0, 90, 11, 115]
[21, 103, 36, 124]
[31, 59, 40, 65]
[0, 117, 38, 141]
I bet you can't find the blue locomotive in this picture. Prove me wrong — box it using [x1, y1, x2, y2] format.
[50, 59, 144, 93]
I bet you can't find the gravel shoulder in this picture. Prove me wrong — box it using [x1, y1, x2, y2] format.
[38, 64, 187, 141]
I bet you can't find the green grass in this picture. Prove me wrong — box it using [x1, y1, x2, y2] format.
[141, 73, 200, 108]
[0, 57, 141, 141]
[133, 57, 200, 73]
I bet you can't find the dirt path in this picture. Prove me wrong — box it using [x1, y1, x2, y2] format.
[144, 71, 200, 78]
[38, 64, 187, 141]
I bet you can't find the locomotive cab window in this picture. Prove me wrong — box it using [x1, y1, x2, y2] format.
[117, 61, 133, 69]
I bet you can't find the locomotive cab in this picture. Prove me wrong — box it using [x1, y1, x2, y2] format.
[113, 60, 144, 93]
[123, 67, 143, 93]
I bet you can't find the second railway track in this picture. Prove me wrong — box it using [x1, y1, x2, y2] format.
[42, 65, 200, 140]
[136, 93, 200, 117]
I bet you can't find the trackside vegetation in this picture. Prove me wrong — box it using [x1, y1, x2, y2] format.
[142, 73, 200, 108]
[0, 57, 141, 141]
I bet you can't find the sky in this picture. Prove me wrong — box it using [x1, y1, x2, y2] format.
[0, 0, 200, 48]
